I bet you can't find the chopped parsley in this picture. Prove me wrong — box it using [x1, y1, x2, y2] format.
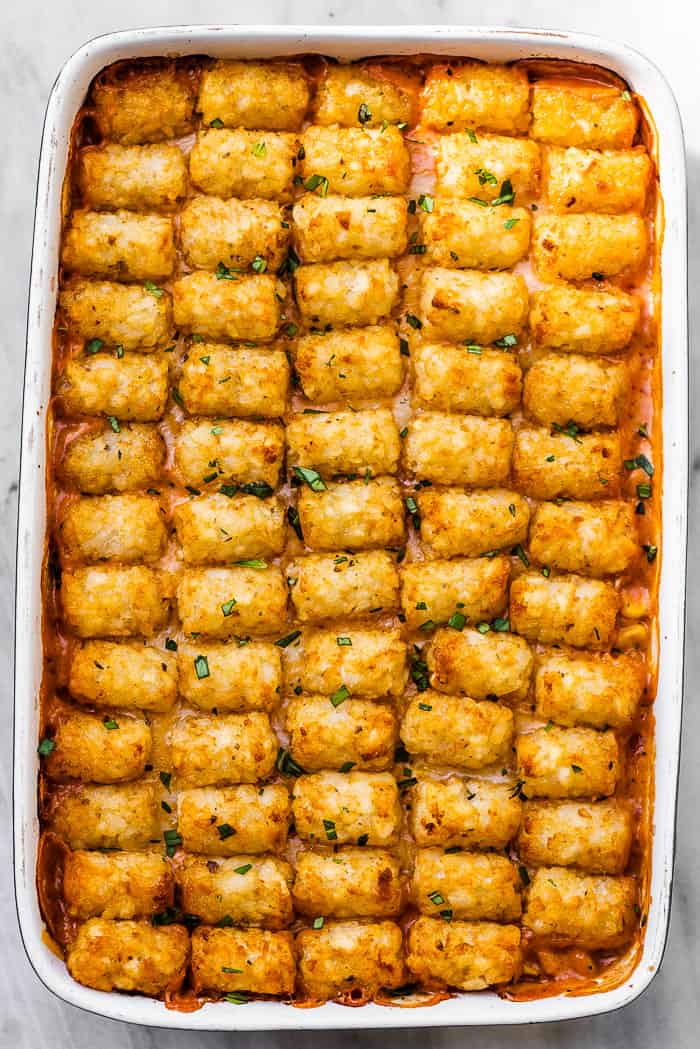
[293, 465, 327, 492]
[358, 102, 372, 124]
[304, 174, 330, 197]
[194, 654, 210, 679]
[164, 829, 182, 857]
[330, 684, 350, 707]
[276, 747, 305, 776]
[275, 630, 301, 648]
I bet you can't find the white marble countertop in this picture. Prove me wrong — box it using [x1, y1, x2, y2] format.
[1, 2, 697, 1045]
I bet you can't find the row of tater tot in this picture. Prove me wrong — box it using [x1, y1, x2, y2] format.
[45, 620, 643, 787]
[89, 58, 641, 148]
[60, 190, 649, 279]
[57, 558, 628, 649]
[57, 487, 638, 572]
[54, 337, 630, 426]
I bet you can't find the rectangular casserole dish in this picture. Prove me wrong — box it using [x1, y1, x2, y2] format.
[14, 24, 687, 1030]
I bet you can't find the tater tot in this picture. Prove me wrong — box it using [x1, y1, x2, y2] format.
[534, 649, 645, 730]
[518, 800, 634, 874]
[61, 565, 167, 638]
[523, 867, 637, 948]
[173, 272, 282, 343]
[59, 278, 172, 350]
[516, 726, 620, 799]
[177, 640, 282, 713]
[189, 129, 298, 201]
[512, 428, 621, 500]
[287, 408, 400, 479]
[419, 488, 530, 559]
[294, 325, 404, 402]
[285, 627, 407, 699]
[412, 343, 522, 416]
[532, 214, 648, 282]
[297, 920, 406, 999]
[295, 259, 398, 328]
[300, 125, 410, 196]
[421, 199, 531, 270]
[529, 500, 638, 577]
[178, 855, 293, 928]
[399, 556, 509, 631]
[401, 692, 514, 769]
[544, 146, 651, 214]
[313, 64, 414, 127]
[292, 771, 401, 846]
[174, 493, 285, 564]
[176, 566, 287, 638]
[530, 83, 638, 149]
[92, 62, 195, 145]
[191, 926, 295, 996]
[404, 413, 512, 486]
[178, 784, 290, 856]
[67, 919, 189, 995]
[44, 704, 151, 783]
[77, 143, 187, 212]
[410, 776, 522, 849]
[173, 419, 284, 489]
[298, 477, 405, 552]
[61, 210, 175, 282]
[421, 62, 530, 134]
[58, 353, 168, 422]
[427, 627, 534, 702]
[64, 850, 173, 920]
[180, 344, 289, 418]
[435, 132, 541, 201]
[529, 286, 640, 355]
[419, 268, 529, 344]
[523, 353, 627, 429]
[510, 571, 620, 649]
[198, 60, 310, 131]
[413, 849, 521, 921]
[170, 713, 278, 787]
[68, 641, 176, 712]
[60, 423, 164, 494]
[180, 196, 289, 273]
[59, 493, 166, 563]
[407, 917, 522, 990]
[294, 849, 403, 919]
[293, 194, 407, 263]
[288, 551, 400, 623]
[47, 781, 158, 850]
[286, 696, 397, 772]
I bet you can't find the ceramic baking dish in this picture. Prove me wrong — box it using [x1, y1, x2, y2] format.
[14, 25, 687, 1030]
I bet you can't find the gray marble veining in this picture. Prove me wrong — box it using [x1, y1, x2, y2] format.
[1, 3, 698, 1046]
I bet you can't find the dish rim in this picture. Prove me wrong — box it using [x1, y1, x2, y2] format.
[14, 23, 688, 1031]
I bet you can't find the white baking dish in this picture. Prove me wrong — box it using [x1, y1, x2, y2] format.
[14, 24, 687, 1031]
